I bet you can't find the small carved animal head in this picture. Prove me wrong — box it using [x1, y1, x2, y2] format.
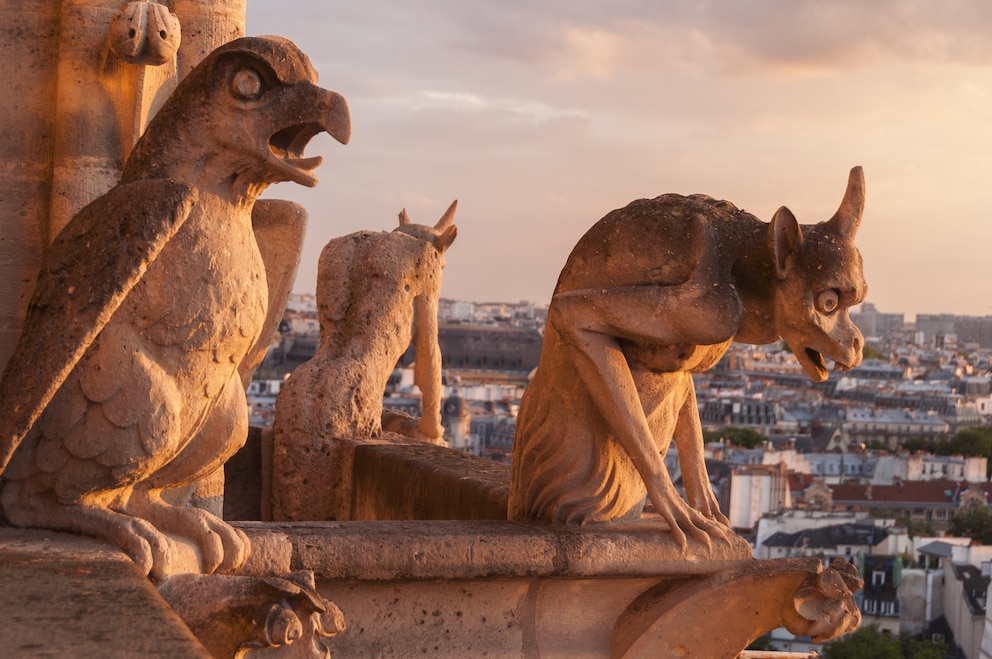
[107, 1, 181, 65]
[769, 167, 868, 382]
[395, 200, 459, 265]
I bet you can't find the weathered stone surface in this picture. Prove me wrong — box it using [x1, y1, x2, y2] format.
[231, 522, 859, 658]
[510, 168, 868, 552]
[238, 521, 750, 582]
[0, 2, 60, 371]
[0, 36, 350, 581]
[227, 432, 510, 523]
[271, 204, 458, 521]
[349, 439, 510, 521]
[0, 526, 209, 657]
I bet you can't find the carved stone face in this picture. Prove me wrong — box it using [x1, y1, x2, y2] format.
[767, 167, 868, 383]
[775, 227, 867, 382]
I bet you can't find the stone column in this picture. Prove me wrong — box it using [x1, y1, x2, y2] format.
[0, 0, 61, 372]
[0, 0, 246, 372]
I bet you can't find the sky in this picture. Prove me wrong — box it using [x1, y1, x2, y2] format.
[246, 1, 992, 322]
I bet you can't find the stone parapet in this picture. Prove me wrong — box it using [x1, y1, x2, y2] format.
[232, 521, 858, 658]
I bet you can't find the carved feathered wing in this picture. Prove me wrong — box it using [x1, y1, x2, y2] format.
[238, 199, 307, 388]
[0, 179, 198, 473]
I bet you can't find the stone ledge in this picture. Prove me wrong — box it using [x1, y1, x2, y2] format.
[237, 519, 754, 582]
[0, 526, 209, 657]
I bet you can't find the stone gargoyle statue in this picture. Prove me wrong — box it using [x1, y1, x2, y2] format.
[509, 167, 867, 550]
[271, 202, 458, 521]
[0, 36, 350, 581]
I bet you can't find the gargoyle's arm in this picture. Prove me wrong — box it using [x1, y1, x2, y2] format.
[674, 383, 729, 525]
[549, 282, 741, 545]
[412, 293, 444, 441]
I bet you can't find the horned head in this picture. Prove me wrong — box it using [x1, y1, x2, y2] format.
[395, 200, 458, 258]
[768, 166, 868, 383]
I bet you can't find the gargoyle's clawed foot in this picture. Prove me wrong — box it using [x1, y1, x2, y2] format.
[128, 491, 250, 574]
[110, 515, 183, 581]
[683, 481, 731, 528]
[651, 494, 736, 550]
[698, 498, 730, 528]
[5, 496, 182, 580]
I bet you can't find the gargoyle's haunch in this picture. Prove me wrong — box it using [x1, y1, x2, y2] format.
[509, 168, 867, 549]
[0, 36, 349, 581]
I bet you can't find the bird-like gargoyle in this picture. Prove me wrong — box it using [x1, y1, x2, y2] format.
[509, 168, 867, 552]
[0, 36, 350, 580]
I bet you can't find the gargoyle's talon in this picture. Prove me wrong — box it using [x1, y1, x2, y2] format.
[199, 530, 224, 575]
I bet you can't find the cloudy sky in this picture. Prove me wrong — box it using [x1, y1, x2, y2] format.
[247, 1, 992, 321]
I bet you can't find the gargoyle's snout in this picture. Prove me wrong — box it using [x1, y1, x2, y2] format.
[821, 327, 865, 377]
[835, 331, 865, 372]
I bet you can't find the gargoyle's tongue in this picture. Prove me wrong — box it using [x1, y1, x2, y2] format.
[805, 348, 826, 371]
[288, 155, 323, 171]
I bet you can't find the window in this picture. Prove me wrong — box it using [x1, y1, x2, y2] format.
[872, 571, 886, 586]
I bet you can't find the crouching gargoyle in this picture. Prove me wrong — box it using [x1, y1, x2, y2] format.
[509, 168, 867, 550]
[0, 36, 350, 580]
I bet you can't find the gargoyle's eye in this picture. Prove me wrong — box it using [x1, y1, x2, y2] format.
[816, 290, 840, 314]
[231, 69, 263, 100]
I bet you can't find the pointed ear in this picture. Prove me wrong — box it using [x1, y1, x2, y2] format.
[398, 209, 411, 226]
[825, 166, 865, 238]
[434, 200, 457, 230]
[435, 225, 458, 254]
[770, 206, 802, 279]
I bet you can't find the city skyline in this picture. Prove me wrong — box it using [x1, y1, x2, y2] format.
[247, 2, 992, 322]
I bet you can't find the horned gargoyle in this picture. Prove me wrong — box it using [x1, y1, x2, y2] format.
[509, 168, 867, 550]
[271, 202, 457, 521]
[0, 36, 350, 580]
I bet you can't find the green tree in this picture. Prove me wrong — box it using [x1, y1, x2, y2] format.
[823, 626, 901, 659]
[703, 426, 768, 449]
[867, 439, 890, 453]
[823, 626, 947, 659]
[940, 426, 992, 477]
[948, 504, 992, 544]
[901, 634, 948, 659]
[901, 437, 934, 454]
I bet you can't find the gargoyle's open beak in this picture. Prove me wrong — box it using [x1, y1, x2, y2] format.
[791, 342, 861, 383]
[267, 88, 350, 187]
